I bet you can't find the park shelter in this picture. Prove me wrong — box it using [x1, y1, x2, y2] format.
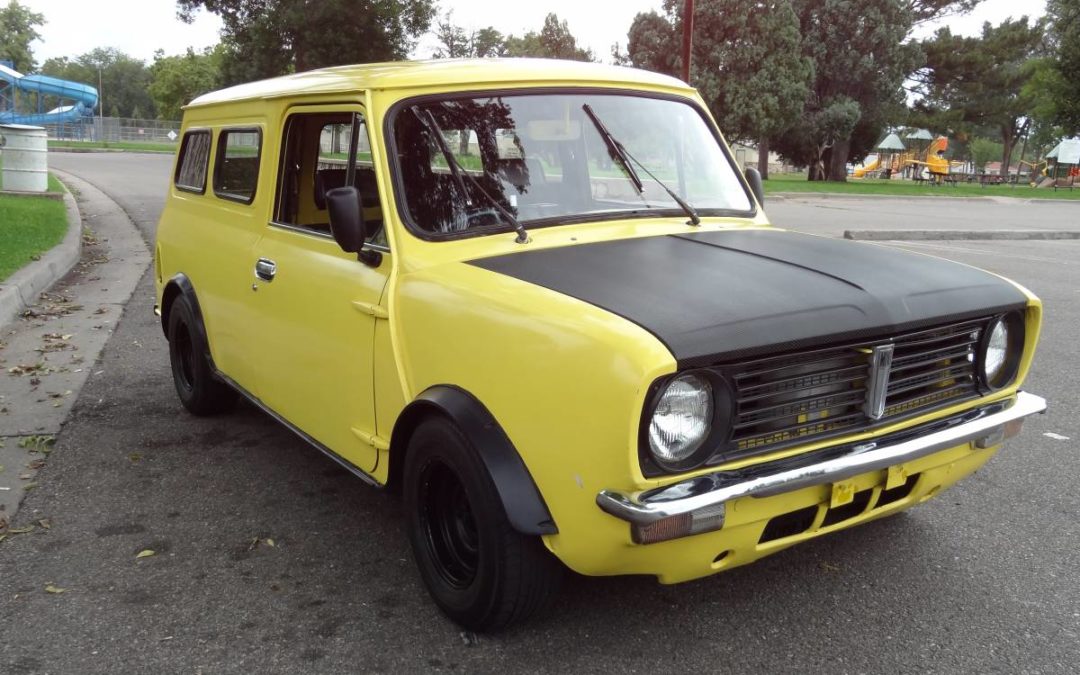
[1046, 138, 1080, 179]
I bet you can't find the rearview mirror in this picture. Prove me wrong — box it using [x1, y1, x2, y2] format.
[744, 167, 765, 206]
[326, 186, 365, 253]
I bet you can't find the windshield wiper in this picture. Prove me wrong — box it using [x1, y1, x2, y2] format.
[581, 104, 700, 226]
[411, 106, 530, 244]
[582, 104, 644, 194]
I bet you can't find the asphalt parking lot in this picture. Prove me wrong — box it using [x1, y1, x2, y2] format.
[1, 153, 1077, 674]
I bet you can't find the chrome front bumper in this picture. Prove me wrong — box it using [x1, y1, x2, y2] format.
[597, 392, 1046, 530]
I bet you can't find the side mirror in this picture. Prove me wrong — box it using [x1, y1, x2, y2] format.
[326, 186, 366, 253]
[744, 167, 765, 206]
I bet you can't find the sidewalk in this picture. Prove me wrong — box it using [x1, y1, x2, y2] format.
[0, 171, 151, 528]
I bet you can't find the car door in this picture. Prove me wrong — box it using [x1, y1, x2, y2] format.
[242, 104, 389, 474]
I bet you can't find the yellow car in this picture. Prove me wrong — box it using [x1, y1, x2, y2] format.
[154, 59, 1045, 631]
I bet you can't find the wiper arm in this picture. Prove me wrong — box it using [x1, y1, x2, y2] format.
[581, 104, 700, 226]
[412, 106, 530, 244]
[582, 104, 643, 194]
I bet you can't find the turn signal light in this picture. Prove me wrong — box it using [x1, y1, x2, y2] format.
[631, 503, 726, 544]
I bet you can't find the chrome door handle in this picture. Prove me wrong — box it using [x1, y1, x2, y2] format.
[254, 258, 277, 282]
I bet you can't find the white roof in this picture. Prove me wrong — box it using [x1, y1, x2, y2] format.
[1048, 138, 1080, 164]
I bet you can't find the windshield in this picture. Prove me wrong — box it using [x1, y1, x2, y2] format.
[391, 92, 753, 238]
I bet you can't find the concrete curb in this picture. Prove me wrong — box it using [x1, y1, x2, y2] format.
[0, 189, 64, 201]
[0, 184, 81, 329]
[769, 191, 1080, 205]
[844, 229, 1080, 241]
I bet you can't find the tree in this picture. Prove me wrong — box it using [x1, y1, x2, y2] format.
[1038, 0, 1080, 134]
[0, 0, 44, 73]
[770, 0, 923, 181]
[969, 137, 1003, 172]
[915, 18, 1046, 175]
[504, 13, 594, 61]
[431, 11, 506, 59]
[149, 46, 222, 120]
[624, 1, 813, 178]
[177, 0, 437, 85]
[41, 48, 155, 118]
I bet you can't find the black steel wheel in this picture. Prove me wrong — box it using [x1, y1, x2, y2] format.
[404, 417, 561, 631]
[167, 294, 236, 416]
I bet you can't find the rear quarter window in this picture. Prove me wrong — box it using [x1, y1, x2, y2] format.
[174, 130, 211, 193]
[214, 129, 262, 204]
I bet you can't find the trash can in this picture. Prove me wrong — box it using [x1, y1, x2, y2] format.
[0, 124, 49, 192]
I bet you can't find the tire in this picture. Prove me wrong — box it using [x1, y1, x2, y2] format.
[167, 294, 237, 416]
[404, 417, 562, 631]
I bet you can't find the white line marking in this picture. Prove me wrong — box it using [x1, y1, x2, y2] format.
[1043, 432, 1071, 441]
[883, 241, 1076, 265]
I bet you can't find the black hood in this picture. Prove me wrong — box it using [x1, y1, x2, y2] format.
[468, 229, 1028, 367]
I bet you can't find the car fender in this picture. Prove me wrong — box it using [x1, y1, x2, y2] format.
[393, 384, 558, 536]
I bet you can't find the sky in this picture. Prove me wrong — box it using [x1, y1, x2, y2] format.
[22, 0, 1048, 67]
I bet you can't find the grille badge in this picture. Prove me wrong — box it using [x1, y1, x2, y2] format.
[864, 344, 895, 420]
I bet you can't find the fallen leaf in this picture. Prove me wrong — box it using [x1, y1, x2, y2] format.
[37, 519, 51, 529]
[128, 453, 142, 462]
[135, 549, 156, 559]
[23, 482, 38, 491]
[44, 584, 66, 594]
[265, 538, 275, 548]
[5, 526, 34, 534]
[27, 459, 46, 470]
[18, 473, 32, 480]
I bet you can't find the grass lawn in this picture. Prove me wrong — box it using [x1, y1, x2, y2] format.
[763, 172, 1080, 200]
[48, 139, 177, 153]
[0, 190, 69, 281]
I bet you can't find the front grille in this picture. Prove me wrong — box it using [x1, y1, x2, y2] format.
[726, 318, 984, 459]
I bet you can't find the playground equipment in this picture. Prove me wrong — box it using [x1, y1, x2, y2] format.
[853, 132, 905, 178]
[853, 132, 958, 181]
[0, 62, 98, 127]
[905, 136, 950, 177]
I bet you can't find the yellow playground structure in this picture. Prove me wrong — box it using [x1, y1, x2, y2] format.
[854, 134, 955, 179]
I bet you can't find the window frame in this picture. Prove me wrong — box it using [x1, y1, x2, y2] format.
[173, 129, 212, 194]
[271, 106, 390, 253]
[383, 87, 758, 242]
[213, 126, 263, 205]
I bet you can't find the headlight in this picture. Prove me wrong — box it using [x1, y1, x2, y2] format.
[648, 373, 713, 469]
[979, 312, 1024, 390]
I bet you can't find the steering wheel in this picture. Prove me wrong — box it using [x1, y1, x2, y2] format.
[466, 208, 503, 228]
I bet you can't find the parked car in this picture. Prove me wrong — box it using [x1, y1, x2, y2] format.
[154, 59, 1046, 631]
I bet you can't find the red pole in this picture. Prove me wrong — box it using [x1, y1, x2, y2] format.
[681, 0, 695, 84]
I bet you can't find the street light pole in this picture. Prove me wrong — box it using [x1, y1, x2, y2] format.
[97, 67, 103, 142]
[681, 0, 694, 85]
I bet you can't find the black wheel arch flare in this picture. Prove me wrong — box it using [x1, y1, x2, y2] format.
[390, 385, 558, 536]
[161, 273, 215, 370]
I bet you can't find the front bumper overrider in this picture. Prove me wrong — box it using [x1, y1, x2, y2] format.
[597, 392, 1046, 543]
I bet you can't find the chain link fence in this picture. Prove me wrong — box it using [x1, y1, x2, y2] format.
[45, 117, 181, 145]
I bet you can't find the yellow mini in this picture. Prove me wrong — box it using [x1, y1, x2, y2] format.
[154, 58, 1045, 631]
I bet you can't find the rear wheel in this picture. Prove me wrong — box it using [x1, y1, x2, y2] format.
[404, 417, 561, 631]
[167, 294, 236, 415]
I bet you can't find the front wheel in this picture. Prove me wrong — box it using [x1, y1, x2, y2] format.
[404, 417, 562, 631]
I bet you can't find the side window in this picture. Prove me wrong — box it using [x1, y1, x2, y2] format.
[275, 111, 386, 248]
[174, 130, 211, 193]
[214, 129, 261, 204]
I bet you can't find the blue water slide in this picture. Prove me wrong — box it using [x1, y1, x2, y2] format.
[0, 68, 99, 125]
